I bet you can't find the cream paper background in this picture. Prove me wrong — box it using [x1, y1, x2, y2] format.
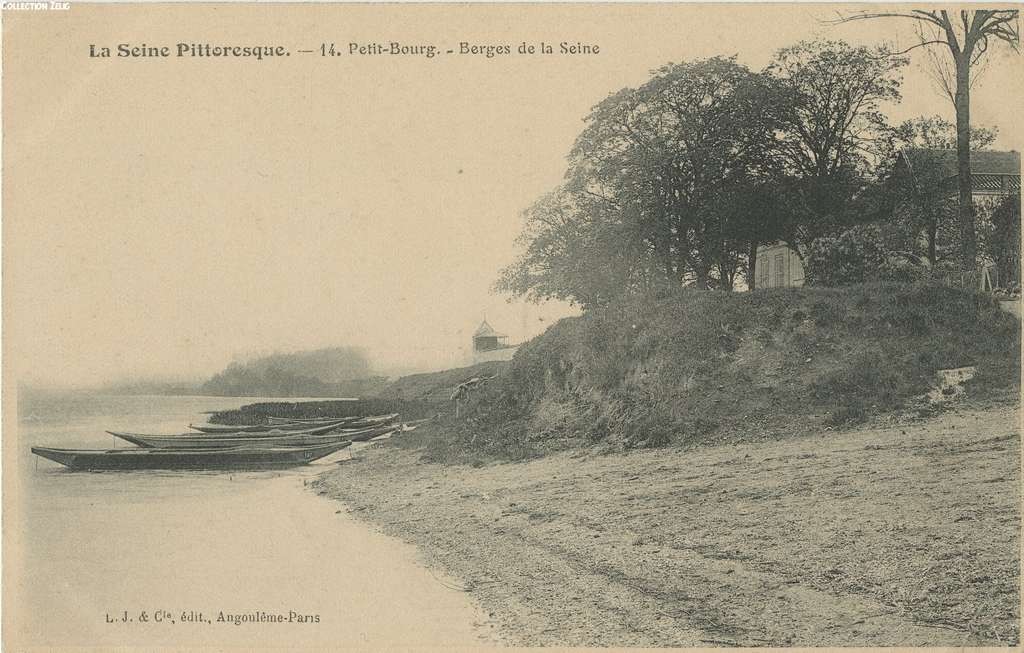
[3, 3, 1022, 651]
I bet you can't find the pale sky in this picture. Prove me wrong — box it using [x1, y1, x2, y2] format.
[4, 4, 1021, 387]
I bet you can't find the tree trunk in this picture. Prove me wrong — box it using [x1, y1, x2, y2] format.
[747, 241, 758, 290]
[954, 54, 977, 269]
[692, 259, 710, 289]
[927, 221, 938, 267]
[718, 260, 735, 291]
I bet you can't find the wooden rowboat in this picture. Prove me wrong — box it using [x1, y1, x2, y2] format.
[187, 423, 278, 433]
[267, 416, 361, 425]
[333, 413, 399, 429]
[266, 413, 399, 429]
[31, 441, 353, 471]
[188, 419, 350, 435]
[108, 425, 394, 449]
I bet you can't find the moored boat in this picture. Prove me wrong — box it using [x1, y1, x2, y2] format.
[186, 423, 277, 433]
[266, 413, 399, 429]
[108, 424, 394, 449]
[267, 415, 361, 425]
[347, 425, 395, 442]
[336, 413, 400, 429]
[188, 419, 350, 435]
[30, 441, 353, 471]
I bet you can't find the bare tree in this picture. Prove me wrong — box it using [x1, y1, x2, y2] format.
[834, 10, 1019, 268]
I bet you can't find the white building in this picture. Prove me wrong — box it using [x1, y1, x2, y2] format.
[755, 242, 805, 289]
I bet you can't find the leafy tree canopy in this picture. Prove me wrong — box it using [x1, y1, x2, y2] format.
[498, 40, 912, 305]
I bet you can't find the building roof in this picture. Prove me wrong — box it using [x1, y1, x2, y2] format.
[899, 148, 1020, 195]
[902, 148, 1020, 178]
[473, 320, 504, 338]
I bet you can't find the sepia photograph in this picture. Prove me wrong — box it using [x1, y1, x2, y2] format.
[2, 3, 1021, 650]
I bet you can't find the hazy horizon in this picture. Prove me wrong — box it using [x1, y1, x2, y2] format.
[5, 4, 1022, 389]
[17, 340, 529, 393]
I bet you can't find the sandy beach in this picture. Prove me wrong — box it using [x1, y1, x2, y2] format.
[315, 404, 1020, 647]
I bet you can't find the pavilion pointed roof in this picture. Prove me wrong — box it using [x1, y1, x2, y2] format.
[473, 320, 504, 338]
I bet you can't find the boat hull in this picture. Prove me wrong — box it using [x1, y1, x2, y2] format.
[267, 413, 399, 429]
[267, 416, 360, 425]
[190, 419, 354, 433]
[31, 441, 352, 471]
[108, 425, 394, 449]
[187, 419, 352, 436]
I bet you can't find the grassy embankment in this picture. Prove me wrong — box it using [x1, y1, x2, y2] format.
[403, 282, 1019, 463]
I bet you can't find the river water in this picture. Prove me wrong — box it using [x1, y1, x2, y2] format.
[7, 393, 494, 649]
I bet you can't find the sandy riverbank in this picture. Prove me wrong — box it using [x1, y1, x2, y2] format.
[314, 403, 1020, 647]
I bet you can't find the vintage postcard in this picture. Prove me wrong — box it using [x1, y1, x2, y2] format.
[3, 3, 1021, 650]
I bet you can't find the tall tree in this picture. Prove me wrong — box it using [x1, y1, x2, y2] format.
[766, 40, 907, 253]
[494, 186, 651, 308]
[566, 57, 787, 290]
[834, 9, 1019, 268]
[882, 116, 998, 265]
[499, 43, 906, 303]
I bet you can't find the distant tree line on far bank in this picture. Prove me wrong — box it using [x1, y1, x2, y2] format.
[101, 347, 389, 398]
[200, 347, 386, 397]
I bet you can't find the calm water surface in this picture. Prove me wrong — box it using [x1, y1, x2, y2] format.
[9, 393, 492, 649]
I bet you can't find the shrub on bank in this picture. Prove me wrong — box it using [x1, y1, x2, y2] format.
[804, 224, 926, 286]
